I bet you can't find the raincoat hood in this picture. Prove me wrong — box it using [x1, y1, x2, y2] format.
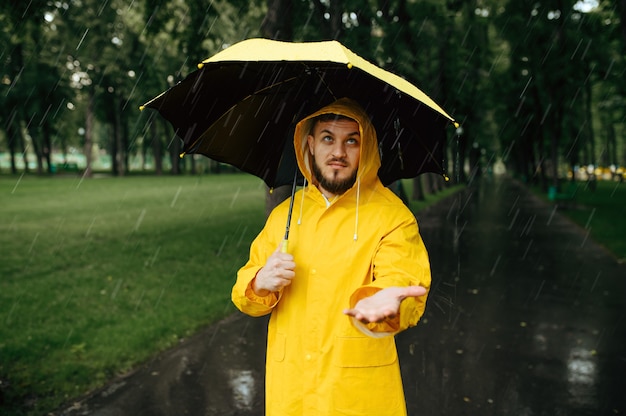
[294, 98, 381, 190]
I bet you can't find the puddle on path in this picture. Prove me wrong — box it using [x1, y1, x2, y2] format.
[228, 369, 256, 411]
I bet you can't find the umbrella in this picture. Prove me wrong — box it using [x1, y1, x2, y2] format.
[141, 38, 458, 189]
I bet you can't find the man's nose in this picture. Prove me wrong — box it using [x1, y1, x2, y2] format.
[331, 142, 347, 157]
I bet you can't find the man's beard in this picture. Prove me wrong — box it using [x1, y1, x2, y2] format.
[311, 155, 357, 195]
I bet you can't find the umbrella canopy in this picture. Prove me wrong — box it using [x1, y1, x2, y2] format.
[142, 38, 457, 188]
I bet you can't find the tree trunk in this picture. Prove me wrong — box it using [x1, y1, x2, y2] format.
[169, 132, 181, 174]
[115, 95, 125, 176]
[43, 121, 53, 174]
[111, 122, 119, 175]
[261, 0, 294, 216]
[153, 119, 163, 175]
[621, 0, 626, 48]
[412, 176, 425, 201]
[29, 127, 45, 175]
[329, 0, 343, 39]
[84, 89, 95, 178]
[265, 185, 292, 218]
[261, 0, 293, 40]
[6, 110, 20, 174]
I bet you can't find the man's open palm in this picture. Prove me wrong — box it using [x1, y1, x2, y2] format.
[343, 286, 427, 323]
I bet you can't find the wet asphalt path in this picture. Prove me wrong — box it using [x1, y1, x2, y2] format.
[59, 176, 626, 415]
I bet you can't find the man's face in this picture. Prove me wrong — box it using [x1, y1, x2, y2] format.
[307, 117, 361, 197]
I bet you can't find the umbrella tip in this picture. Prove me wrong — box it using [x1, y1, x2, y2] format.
[346, 63, 353, 69]
[197, 63, 204, 69]
[139, 105, 145, 111]
[453, 121, 460, 128]
[443, 174, 450, 182]
[179, 152, 186, 159]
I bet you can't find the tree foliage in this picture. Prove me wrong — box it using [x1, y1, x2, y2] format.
[0, 0, 624, 184]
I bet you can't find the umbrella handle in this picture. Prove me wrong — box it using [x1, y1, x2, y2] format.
[281, 170, 299, 255]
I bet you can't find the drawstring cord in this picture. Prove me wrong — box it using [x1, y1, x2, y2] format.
[297, 178, 307, 225]
[354, 178, 360, 241]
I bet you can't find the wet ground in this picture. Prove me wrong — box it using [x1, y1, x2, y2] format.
[59, 176, 626, 415]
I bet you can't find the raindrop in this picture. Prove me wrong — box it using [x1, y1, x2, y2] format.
[76, 169, 89, 189]
[453, 220, 467, 245]
[589, 272, 601, 292]
[508, 209, 519, 230]
[11, 173, 25, 194]
[154, 288, 165, 309]
[520, 214, 536, 236]
[546, 205, 558, 225]
[111, 279, 123, 300]
[85, 217, 96, 237]
[134, 290, 145, 310]
[171, 186, 182, 207]
[519, 76, 532, 99]
[76, 28, 89, 51]
[236, 225, 248, 247]
[146, 246, 160, 267]
[133, 209, 146, 231]
[62, 328, 74, 349]
[230, 187, 241, 209]
[534, 279, 545, 300]
[28, 232, 40, 254]
[6, 301, 19, 325]
[216, 236, 229, 256]
[584, 208, 595, 229]
[507, 195, 520, 216]
[489, 255, 501, 276]
[522, 239, 534, 260]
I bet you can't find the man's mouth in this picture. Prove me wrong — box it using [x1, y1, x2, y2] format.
[327, 159, 347, 168]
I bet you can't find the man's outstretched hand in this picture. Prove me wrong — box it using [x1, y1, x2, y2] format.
[343, 286, 427, 324]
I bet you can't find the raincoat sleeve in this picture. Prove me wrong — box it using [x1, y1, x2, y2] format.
[349, 214, 431, 336]
[231, 207, 285, 317]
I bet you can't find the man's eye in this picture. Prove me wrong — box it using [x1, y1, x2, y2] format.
[322, 135, 333, 142]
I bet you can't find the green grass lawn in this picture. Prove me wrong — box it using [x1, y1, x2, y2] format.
[1, 174, 268, 415]
[533, 179, 626, 262]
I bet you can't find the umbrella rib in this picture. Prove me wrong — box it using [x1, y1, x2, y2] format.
[252, 75, 301, 95]
[308, 67, 337, 100]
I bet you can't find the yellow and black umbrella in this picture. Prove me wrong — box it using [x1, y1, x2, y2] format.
[142, 38, 457, 188]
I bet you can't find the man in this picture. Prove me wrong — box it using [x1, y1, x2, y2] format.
[232, 98, 431, 415]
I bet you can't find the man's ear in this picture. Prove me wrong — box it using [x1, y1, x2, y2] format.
[307, 135, 314, 156]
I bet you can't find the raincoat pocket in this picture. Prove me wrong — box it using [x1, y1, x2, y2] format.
[333, 336, 397, 367]
[270, 332, 286, 362]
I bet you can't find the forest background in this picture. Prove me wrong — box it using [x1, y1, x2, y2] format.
[1, 0, 625, 191]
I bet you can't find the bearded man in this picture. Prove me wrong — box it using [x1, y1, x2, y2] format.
[232, 97, 431, 415]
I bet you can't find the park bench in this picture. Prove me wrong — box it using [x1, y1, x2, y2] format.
[548, 182, 578, 209]
[51, 162, 80, 173]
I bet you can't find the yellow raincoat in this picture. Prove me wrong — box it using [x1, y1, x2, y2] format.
[232, 98, 431, 415]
